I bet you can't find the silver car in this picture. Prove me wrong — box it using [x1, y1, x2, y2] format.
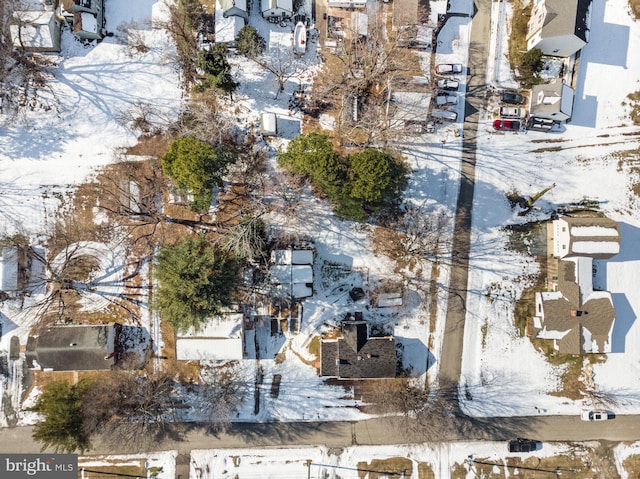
[581, 410, 614, 421]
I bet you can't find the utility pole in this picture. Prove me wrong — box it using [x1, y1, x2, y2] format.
[305, 459, 312, 479]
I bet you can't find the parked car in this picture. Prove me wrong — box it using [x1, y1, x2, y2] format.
[431, 109, 458, 122]
[499, 107, 525, 118]
[436, 79, 459, 91]
[493, 119, 521, 131]
[581, 410, 615, 421]
[501, 91, 526, 104]
[508, 438, 540, 453]
[435, 63, 464, 75]
[527, 117, 555, 132]
[436, 91, 458, 105]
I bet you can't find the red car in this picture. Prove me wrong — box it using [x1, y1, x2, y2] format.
[493, 119, 521, 131]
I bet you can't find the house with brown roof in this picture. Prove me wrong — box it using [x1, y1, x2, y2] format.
[526, 0, 592, 57]
[320, 315, 396, 379]
[532, 215, 620, 354]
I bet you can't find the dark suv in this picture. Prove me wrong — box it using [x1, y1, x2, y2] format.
[508, 438, 540, 453]
[501, 92, 526, 104]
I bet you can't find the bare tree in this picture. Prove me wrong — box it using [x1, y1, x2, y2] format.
[171, 97, 238, 147]
[82, 372, 181, 451]
[255, 47, 303, 99]
[192, 365, 247, 429]
[311, 5, 423, 145]
[116, 101, 168, 135]
[155, 0, 201, 85]
[114, 20, 151, 57]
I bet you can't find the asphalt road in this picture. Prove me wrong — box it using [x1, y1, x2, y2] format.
[3, 414, 640, 456]
[438, 0, 490, 402]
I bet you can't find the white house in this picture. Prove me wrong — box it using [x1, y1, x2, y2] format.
[526, 0, 591, 57]
[532, 215, 620, 354]
[261, 0, 293, 21]
[215, 0, 248, 44]
[529, 79, 575, 122]
[10, 7, 63, 53]
[175, 311, 244, 361]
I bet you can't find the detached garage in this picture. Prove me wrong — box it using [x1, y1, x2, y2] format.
[260, 112, 277, 136]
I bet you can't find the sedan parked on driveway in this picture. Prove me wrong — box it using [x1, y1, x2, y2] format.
[493, 119, 521, 131]
[436, 78, 459, 91]
[501, 91, 526, 104]
[581, 410, 615, 421]
[435, 63, 464, 75]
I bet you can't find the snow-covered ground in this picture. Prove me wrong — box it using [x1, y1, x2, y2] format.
[460, 0, 640, 417]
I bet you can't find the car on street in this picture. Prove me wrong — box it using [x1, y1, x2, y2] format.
[436, 79, 459, 91]
[508, 438, 540, 453]
[435, 63, 464, 75]
[500, 91, 526, 104]
[493, 119, 521, 131]
[581, 410, 615, 421]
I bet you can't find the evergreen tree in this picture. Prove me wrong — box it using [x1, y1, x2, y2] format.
[162, 136, 236, 212]
[197, 44, 231, 76]
[348, 148, 407, 209]
[153, 235, 241, 332]
[277, 132, 347, 199]
[195, 45, 238, 96]
[29, 379, 94, 453]
[236, 26, 266, 59]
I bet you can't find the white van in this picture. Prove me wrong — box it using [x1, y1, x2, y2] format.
[431, 109, 458, 122]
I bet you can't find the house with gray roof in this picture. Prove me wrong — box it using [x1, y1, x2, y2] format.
[530, 79, 575, 122]
[320, 316, 396, 379]
[526, 0, 592, 57]
[26, 323, 120, 371]
[532, 215, 620, 354]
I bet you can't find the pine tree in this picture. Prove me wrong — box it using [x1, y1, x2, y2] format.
[29, 379, 94, 453]
[236, 26, 266, 59]
[153, 235, 241, 332]
[348, 148, 407, 208]
[161, 136, 236, 212]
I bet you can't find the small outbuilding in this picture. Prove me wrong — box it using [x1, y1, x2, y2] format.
[261, 0, 293, 20]
[260, 112, 278, 136]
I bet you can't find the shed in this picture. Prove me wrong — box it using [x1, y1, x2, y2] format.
[261, 0, 293, 20]
[261, 112, 277, 136]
